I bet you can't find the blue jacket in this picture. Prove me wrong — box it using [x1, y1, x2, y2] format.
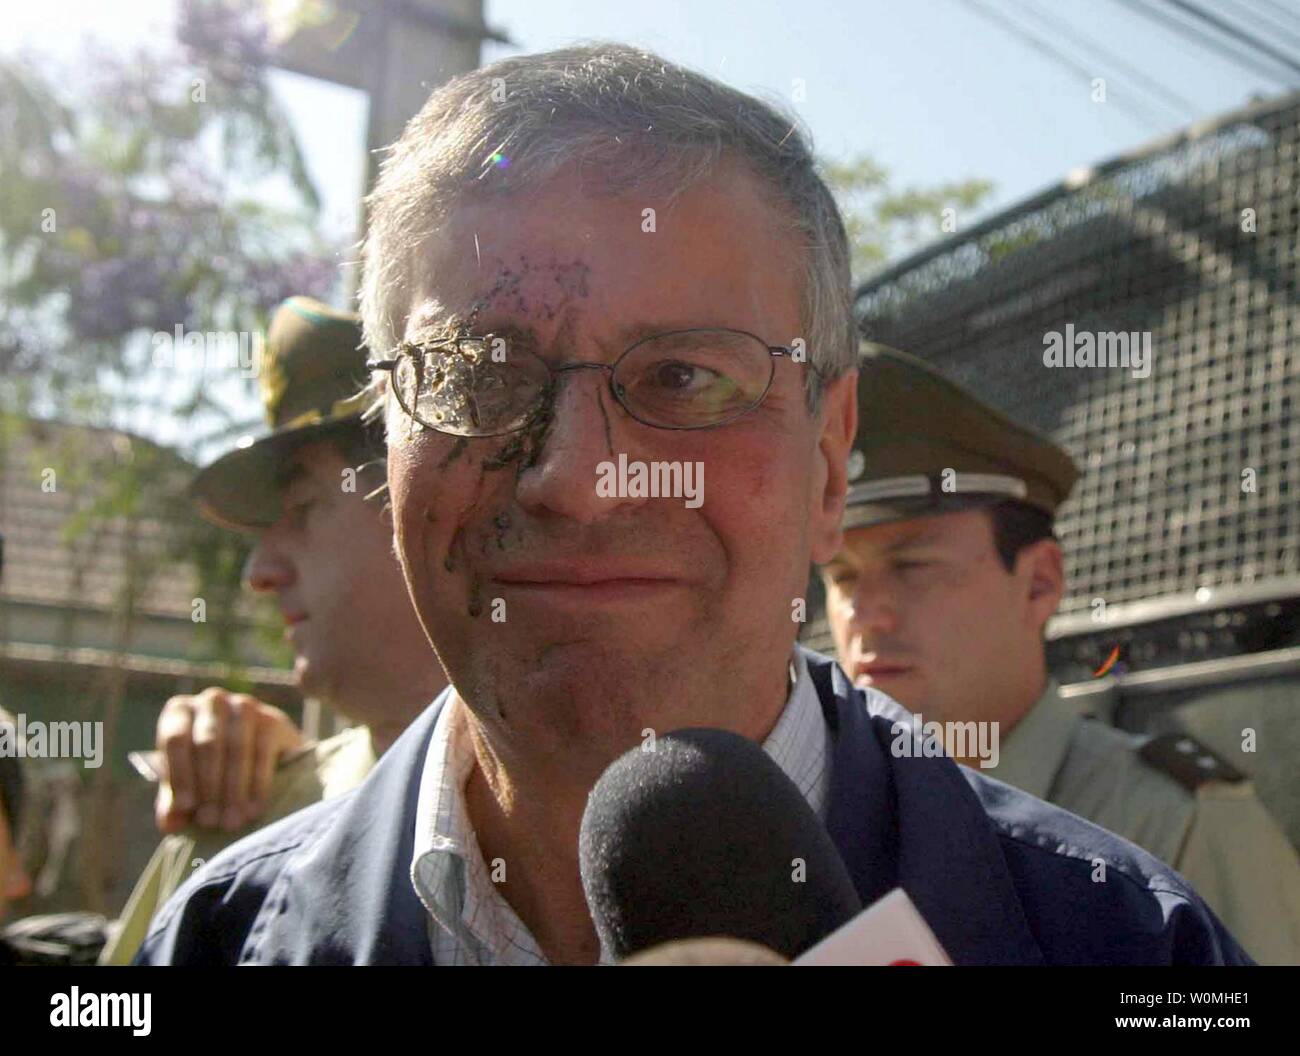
[135, 651, 1251, 965]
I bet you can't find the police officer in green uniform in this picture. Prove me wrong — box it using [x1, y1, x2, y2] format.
[820, 343, 1300, 965]
[100, 297, 445, 964]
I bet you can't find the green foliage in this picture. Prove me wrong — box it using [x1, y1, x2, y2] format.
[0, 2, 336, 405]
[822, 153, 995, 283]
[0, 0, 333, 671]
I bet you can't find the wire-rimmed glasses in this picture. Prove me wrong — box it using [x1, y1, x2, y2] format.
[369, 327, 805, 438]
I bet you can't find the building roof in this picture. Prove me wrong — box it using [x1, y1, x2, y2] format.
[0, 417, 278, 667]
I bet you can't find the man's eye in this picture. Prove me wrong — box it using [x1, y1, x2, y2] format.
[650, 359, 719, 392]
[894, 560, 931, 573]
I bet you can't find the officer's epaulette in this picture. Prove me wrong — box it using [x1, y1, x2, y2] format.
[1137, 733, 1246, 792]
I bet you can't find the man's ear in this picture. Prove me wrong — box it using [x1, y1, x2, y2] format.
[1018, 538, 1066, 633]
[809, 368, 858, 566]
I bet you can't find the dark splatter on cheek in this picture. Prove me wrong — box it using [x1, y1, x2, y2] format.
[445, 474, 522, 618]
[437, 437, 468, 469]
[596, 386, 614, 456]
[482, 433, 527, 472]
[466, 510, 514, 557]
[439, 526, 481, 617]
[481, 379, 557, 473]
[420, 256, 587, 618]
[519, 394, 556, 471]
[424, 436, 481, 576]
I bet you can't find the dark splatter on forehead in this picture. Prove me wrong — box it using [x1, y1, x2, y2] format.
[463, 253, 592, 328]
[404, 254, 591, 352]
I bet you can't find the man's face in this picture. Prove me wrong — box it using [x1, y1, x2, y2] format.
[244, 439, 424, 707]
[0, 807, 31, 921]
[821, 509, 1060, 726]
[386, 161, 855, 774]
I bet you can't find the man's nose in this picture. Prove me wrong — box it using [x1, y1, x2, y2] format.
[244, 535, 295, 594]
[513, 368, 646, 523]
[848, 572, 901, 637]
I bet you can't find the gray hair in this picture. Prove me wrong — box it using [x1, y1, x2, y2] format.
[360, 42, 856, 413]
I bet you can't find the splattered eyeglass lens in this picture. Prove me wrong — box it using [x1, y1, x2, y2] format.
[394, 340, 549, 437]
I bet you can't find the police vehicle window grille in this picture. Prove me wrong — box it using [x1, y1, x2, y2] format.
[853, 94, 1300, 621]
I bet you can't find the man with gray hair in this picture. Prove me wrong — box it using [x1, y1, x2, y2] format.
[137, 43, 1248, 965]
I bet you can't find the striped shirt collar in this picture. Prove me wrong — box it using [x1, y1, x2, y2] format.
[409, 649, 831, 966]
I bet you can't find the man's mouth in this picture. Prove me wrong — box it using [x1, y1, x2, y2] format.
[492, 560, 682, 605]
[853, 659, 914, 684]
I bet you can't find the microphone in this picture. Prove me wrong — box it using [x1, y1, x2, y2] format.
[579, 727, 862, 962]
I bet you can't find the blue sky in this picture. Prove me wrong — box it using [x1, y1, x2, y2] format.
[476, 0, 1290, 213]
[3, 0, 1294, 443]
[7, 1, 1289, 267]
[284, 0, 1293, 254]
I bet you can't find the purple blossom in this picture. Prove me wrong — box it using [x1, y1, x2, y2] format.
[243, 252, 343, 312]
[2, 0, 336, 368]
[176, 0, 271, 78]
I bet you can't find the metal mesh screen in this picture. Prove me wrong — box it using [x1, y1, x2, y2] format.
[853, 93, 1300, 620]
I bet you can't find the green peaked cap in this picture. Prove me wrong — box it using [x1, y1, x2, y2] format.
[843, 343, 1079, 531]
[190, 297, 372, 531]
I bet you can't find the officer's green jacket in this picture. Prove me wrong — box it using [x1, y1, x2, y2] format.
[989, 682, 1300, 965]
[99, 725, 376, 965]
